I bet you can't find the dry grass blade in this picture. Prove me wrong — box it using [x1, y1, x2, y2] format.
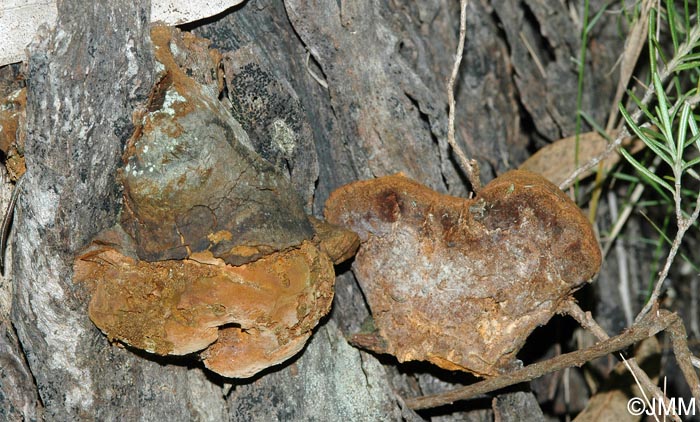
[605, 0, 653, 132]
[0, 175, 23, 273]
[573, 337, 660, 422]
[585, 0, 653, 223]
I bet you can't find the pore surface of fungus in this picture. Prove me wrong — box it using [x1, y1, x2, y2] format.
[324, 170, 601, 377]
[73, 26, 358, 378]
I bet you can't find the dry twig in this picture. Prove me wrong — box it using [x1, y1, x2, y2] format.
[447, 0, 481, 193]
[636, 185, 700, 321]
[404, 303, 678, 411]
[561, 300, 682, 422]
[667, 318, 700, 403]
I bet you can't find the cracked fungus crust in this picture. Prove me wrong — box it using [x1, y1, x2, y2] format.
[324, 170, 602, 377]
[120, 26, 314, 266]
[73, 26, 359, 379]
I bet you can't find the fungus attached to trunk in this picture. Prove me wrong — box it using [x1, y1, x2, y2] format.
[73, 26, 358, 378]
[324, 170, 601, 377]
[76, 228, 337, 378]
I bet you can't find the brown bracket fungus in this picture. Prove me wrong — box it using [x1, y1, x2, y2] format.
[73, 26, 358, 378]
[0, 85, 26, 181]
[121, 26, 316, 266]
[324, 170, 602, 377]
[75, 228, 337, 378]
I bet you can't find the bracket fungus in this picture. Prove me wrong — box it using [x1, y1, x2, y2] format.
[324, 170, 601, 377]
[73, 26, 358, 378]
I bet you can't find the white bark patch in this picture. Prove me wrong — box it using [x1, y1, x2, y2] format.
[15, 207, 94, 411]
[0, 0, 245, 66]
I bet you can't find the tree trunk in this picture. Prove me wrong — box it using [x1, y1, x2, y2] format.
[1, 0, 623, 420]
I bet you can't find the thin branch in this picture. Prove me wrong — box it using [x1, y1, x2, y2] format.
[561, 299, 610, 339]
[636, 189, 700, 321]
[560, 19, 700, 191]
[404, 303, 678, 411]
[561, 300, 682, 422]
[667, 318, 700, 404]
[560, 125, 631, 190]
[447, 0, 481, 193]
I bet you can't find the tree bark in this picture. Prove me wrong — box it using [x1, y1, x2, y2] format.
[2, 0, 623, 420]
[10, 1, 232, 420]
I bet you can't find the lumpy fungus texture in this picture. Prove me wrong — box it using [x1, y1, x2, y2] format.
[73, 26, 358, 378]
[324, 170, 601, 377]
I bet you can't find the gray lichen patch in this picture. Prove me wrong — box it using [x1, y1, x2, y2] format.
[159, 88, 186, 117]
[222, 48, 319, 210]
[269, 118, 297, 157]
